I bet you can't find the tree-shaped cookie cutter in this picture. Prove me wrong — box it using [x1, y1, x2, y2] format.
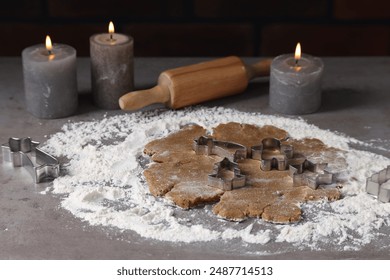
[193, 136, 246, 190]
[366, 166, 390, 203]
[208, 157, 246, 191]
[1, 137, 60, 183]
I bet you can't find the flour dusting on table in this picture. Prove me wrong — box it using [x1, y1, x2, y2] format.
[42, 107, 390, 251]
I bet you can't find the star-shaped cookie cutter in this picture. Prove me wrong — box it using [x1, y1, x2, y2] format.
[1, 137, 60, 183]
[208, 157, 246, 191]
[366, 166, 390, 203]
[193, 136, 247, 162]
[288, 159, 333, 190]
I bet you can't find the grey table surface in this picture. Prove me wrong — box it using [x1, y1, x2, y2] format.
[0, 57, 389, 259]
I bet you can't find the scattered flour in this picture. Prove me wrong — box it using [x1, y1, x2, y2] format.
[42, 107, 390, 250]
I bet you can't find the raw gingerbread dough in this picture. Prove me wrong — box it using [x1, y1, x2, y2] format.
[143, 122, 346, 223]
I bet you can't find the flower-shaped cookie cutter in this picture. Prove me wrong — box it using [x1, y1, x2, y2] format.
[366, 166, 390, 203]
[208, 157, 246, 191]
[1, 137, 60, 183]
[193, 136, 247, 162]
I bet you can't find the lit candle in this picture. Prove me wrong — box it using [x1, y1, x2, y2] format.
[90, 21, 134, 109]
[269, 43, 324, 115]
[22, 35, 78, 119]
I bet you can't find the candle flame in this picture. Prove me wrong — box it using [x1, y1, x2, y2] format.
[295, 42, 301, 61]
[45, 35, 53, 52]
[108, 21, 115, 34]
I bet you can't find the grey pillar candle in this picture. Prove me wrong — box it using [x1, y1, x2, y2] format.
[22, 36, 78, 119]
[269, 43, 324, 115]
[90, 22, 134, 109]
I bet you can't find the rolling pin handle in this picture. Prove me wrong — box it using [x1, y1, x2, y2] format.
[119, 85, 170, 111]
[245, 58, 272, 80]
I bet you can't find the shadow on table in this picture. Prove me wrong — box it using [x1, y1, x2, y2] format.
[75, 93, 98, 115]
[203, 78, 269, 108]
[321, 88, 369, 112]
[74, 78, 270, 115]
[75, 91, 165, 116]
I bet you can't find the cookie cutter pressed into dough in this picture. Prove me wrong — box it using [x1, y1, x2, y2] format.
[194, 135, 335, 190]
[289, 159, 333, 190]
[193, 136, 246, 190]
[1, 137, 60, 183]
[366, 166, 390, 203]
[250, 137, 334, 189]
[193, 136, 247, 162]
[208, 157, 246, 191]
[251, 137, 293, 171]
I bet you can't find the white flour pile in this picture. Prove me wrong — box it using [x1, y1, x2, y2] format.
[42, 107, 390, 251]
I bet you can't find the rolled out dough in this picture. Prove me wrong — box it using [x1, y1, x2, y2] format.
[143, 122, 346, 223]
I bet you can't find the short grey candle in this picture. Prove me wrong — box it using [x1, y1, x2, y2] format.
[22, 36, 77, 119]
[90, 21, 134, 109]
[269, 43, 324, 115]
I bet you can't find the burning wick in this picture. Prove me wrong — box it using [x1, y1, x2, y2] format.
[294, 42, 301, 66]
[45, 35, 53, 55]
[109, 21, 115, 41]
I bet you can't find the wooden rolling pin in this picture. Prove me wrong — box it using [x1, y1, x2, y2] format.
[119, 56, 271, 110]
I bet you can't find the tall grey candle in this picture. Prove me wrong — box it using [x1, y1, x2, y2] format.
[90, 21, 134, 109]
[269, 43, 324, 115]
[22, 36, 77, 119]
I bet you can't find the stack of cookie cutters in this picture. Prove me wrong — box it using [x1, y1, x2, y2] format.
[366, 166, 390, 202]
[1, 137, 59, 183]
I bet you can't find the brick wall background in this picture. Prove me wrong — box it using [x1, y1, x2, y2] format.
[2, 0, 390, 57]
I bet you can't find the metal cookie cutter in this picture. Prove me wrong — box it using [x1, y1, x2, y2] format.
[193, 136, 247, 162]
[366, 166, 390, 203]
[289, 159, 333, 190]
[208, 157, 246, 191]
[250, 137, 334, 189]
[1, 137, 60, 183]
[251, 138, 293, 171]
